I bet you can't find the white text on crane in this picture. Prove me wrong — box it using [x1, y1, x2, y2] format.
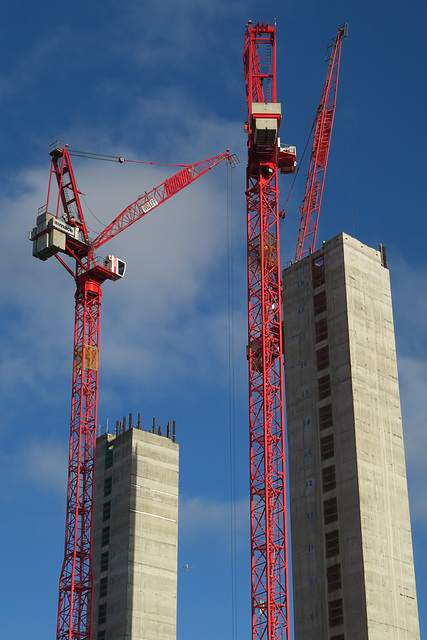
[140, 197, 158, 214]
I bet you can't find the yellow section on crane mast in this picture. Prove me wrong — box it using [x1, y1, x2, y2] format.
[74, 345, 99, 371]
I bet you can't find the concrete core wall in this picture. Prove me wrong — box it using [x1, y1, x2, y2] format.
[92, 427, 179, 640]
[282, 232, 419, 639]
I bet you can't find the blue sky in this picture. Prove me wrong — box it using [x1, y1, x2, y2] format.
[1, 1, 426, 638]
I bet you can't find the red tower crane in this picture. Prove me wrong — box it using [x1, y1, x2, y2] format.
[243, 21, 296, 640]
[243, 21, 347, 640]
[295, 23, 348, 261]
[29, 143, 236, 640]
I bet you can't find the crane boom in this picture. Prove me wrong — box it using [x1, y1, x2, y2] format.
[295, 23, 348, 261]
[93, 152, 234, 250]
[243, 21, 296, 640]
[30, 143, 236, 640]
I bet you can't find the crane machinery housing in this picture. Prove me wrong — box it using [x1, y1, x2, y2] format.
[29, 143, 237, 640]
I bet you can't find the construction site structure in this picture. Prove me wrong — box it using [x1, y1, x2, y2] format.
[92, 415, 179, 640]
[282, 233, 420, 638]
[29, 142, 236, 640]
[243, 21, 296, 640]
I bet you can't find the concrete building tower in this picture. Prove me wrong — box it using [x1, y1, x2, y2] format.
[91, 418, 179, 640]
[282, 233, 419, 639]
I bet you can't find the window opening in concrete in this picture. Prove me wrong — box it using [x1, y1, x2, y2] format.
[325, 530, 340, 558]
[98, 603, 107, 626]
[330, 634, 345, 640]
[97, 631, 106, 640]
[104, 476, 112, 497]
[319, 404, 333, 430]
[105, 444, 113, 470]
[316, 345, 330, 371]
[315, 317, 328, 343]
[102, 500, 111, 522]
[100, 576, 108, 599]
[101, 551, 109, 573]
[322, 465, 336, 492]
[320, 434, 334, 460]
[102, 525, 110, 547]
[314, 290, 327, 315]
[327, 564, 342, 592]
[328, 598, 344, 627]
[318, 374, 331, 399]
[323, 497, 338, 525]
[312, 255, 325, 289]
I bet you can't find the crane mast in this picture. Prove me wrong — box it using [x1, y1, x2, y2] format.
[243, 21, 296, 640]
[30, 143, 236, 640]
[295, 23, 348, 261]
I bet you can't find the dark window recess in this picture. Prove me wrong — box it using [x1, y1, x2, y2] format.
[104, 476, 112, 498]
[321, 434, 334, 460]
[328, 598, 344, 627]
[331, 635, 345, 640]
[315, 317, 328, 343]
[98, 632, 106, 640]
[322, 465, 336, 493]
[313, 290, 327, 316]
[103, 500, 111, 522]
[312, 255, 325, 289]
[102, 526, 110, 547]
[323, 497, 338, 525]
[100, 576, 108, 599]
[101, 551, 109, 573]
[325, 530, 340, 558]
[319, 404, 333, 431]
[327, 564, 342, 592]
[316, 345, 330, 371]
[98, 603, 107, 626]
[105, 445, 113, 470]
[318, 374, 331, 400]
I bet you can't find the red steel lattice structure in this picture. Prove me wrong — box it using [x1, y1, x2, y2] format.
[295, 23, 348, 261]
[243, 22, 296, 640]
[30, 144, 235, 640]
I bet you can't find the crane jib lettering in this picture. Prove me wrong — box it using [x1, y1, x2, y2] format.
[140, 197, 159, 213]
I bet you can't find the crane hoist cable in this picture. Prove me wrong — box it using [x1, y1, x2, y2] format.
[226, 160, 238, 640]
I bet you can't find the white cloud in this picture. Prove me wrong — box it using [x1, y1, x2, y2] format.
[179, 494, 249, 543]
[0, 438, 67, 496]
